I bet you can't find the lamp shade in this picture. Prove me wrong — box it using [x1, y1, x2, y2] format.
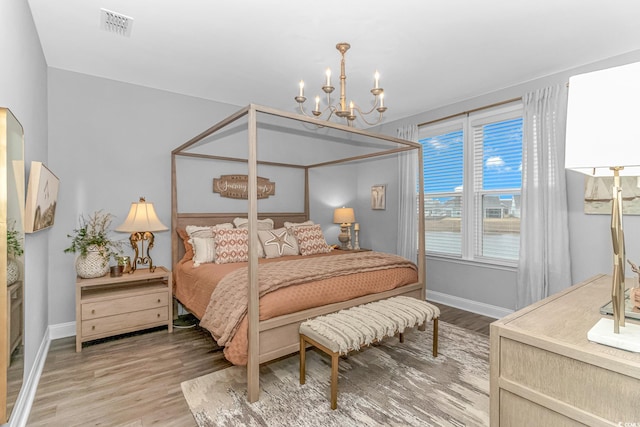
[115, 198, 168, 232]
[333, 207, 355, 224]
[565, 61, 640, 177]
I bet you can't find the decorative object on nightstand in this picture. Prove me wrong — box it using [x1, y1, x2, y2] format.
[565, 60, 640, 351]
[353, 222, 360, 250]
[333, 207, 355, 250]
[64, 211, 123, 279]
[116, 197, 168, 273]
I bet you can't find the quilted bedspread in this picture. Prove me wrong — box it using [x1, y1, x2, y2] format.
[198, 251, 418, 364]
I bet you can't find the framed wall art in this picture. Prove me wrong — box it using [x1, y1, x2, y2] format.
[584, 175, 640, 215]
[371, 184, 386, 210]
[25, 161, 60, 233]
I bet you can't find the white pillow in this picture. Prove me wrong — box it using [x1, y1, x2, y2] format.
[284, 220, 314, 229]
[258, 227, 299, 258]
[233, 217, 274, 230]
[191, 237, 217, 266]
[185, 223, 233, 239]
[185, 223, 233, 266]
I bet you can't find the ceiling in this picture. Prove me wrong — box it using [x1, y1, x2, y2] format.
[27, 0, 640, 125]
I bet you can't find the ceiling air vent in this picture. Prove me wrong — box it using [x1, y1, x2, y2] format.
[100, 8, 133, 37]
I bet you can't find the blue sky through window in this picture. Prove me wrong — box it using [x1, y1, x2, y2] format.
[420, 118, 522, 193]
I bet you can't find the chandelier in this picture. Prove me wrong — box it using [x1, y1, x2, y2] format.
[294, 42, 387, 126]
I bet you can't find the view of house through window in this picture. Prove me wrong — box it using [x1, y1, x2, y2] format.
[419, 103, 523, 264]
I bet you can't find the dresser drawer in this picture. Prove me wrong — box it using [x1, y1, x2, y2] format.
[82, 307, 168, 338]
[82, 291, 168, 320]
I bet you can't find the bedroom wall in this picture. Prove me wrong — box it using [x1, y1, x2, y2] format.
[0, 0, 49, 381]
[47, 69, 242, 326]
[373, 48, 640, 315]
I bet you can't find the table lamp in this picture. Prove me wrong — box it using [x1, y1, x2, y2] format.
[565, 61, 640, 352]
[333, 207, 355, 249]
[115, 197, 168, 273]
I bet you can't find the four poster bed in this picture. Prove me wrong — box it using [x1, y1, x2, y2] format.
[171, 104, 426, 402]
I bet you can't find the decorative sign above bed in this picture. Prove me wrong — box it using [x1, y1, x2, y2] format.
[213, 175, 276, 199]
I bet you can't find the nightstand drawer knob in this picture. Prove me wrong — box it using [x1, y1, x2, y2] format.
[92, 325, 95, 330]
[157, 313, 161, 318]
[157, 298, 161, 303]
[91, 309, 95, 314]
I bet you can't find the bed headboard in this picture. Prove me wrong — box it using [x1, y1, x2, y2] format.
[172, 212, 309, 266]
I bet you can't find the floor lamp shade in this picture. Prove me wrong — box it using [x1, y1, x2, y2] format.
[565, 61, 640, 176]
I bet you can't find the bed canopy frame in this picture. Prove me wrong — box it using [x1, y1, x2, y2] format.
[171, 104, 425, 402]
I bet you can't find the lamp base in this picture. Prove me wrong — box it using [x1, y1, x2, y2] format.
[129, 231, 157, 273]
[587, 317, 640, 352]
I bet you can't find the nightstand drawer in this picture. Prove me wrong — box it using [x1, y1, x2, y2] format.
[82, 291, 168, 320]
[82, 307, 168, 337]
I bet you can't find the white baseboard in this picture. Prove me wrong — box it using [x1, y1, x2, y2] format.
[48, 321, 76, 340]
[8, 327, 51, 427]
[426, 290, 513, 319]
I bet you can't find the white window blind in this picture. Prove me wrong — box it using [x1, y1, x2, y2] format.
[420, 121, 464, 256]
[419, 103, 522, 265]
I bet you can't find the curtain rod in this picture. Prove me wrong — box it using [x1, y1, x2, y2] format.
[417, 96, 522, 128]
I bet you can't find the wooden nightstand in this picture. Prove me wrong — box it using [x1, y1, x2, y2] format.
[75, 266, 173, 352]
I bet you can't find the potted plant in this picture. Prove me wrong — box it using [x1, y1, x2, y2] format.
[64, 211, 123, 278]
[6, 221, 23, 285]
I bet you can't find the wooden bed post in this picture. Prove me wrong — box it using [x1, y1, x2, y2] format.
[417, 144, 426, 301]
[247, 105, 260, 403]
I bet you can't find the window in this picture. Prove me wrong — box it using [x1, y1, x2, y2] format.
[419, 103, 522, 264]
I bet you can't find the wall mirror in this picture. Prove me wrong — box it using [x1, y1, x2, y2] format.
[1, 107, 25, 423]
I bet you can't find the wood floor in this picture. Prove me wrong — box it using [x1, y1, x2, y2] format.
[26, 304, 494, 426]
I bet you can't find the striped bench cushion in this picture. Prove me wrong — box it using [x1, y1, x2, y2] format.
[299, 296, 440, 355]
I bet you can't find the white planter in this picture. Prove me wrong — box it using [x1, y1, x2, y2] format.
[7, 258, 19, 285]
[75, 247, 109, 279]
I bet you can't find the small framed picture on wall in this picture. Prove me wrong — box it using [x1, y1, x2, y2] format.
[371, 184, 386, 210]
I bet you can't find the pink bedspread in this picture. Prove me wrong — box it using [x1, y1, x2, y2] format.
[174, 251, 418, 365]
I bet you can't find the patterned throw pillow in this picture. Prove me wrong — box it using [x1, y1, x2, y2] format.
[185, 223, 233, 266]
[293, 224, 332, 256]
[258, 227, 299, 258]
[213, 228, 249, 264]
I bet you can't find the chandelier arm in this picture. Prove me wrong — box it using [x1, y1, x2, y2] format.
[353, 109, 385, 126]
[353, 100, 381, 116]
[295, 42, 386, 128]
[297, 102, 314, 118]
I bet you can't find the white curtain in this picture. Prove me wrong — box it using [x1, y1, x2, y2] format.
[396, 124, 419, 261]
[516, 85, 573, 309]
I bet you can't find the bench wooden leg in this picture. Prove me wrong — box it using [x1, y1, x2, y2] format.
[433, 318, 439, 357]
[399, 332, 404, 343]
[300, 336, 306, 385]
[330, 352, 339, 410]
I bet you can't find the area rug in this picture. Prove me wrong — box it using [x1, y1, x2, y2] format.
[181, 321, 489, 427]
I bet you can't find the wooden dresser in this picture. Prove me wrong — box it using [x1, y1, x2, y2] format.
[490, 274, 640, 426]
[75, 267, 172, 352]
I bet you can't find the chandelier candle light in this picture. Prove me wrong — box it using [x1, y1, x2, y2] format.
[295, 43, 387, 127]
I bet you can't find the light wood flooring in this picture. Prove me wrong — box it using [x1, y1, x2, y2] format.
[26, 304, 494, 426]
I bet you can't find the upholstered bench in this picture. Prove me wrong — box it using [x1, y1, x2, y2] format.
[299, 295, 440, 410]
